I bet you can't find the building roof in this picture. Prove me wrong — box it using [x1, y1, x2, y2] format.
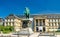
[0, 18, 3, 22]
[5, 14, 21, 20]
[16, 14, 60, 19]
[5, 14, 60, 19]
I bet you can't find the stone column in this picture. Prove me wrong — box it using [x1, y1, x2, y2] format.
[42, 20, 43, 26]
[45, 19, 48, 32]
[54, 23, 55, 29]
[34, 19, 36, 32]
[38, 19, 40, 32]
[4, 22, 6, 26]
[11, 22, 13, 26]
[38, 19, 40, 26]
[57, 22, 58, 28]
[8, 22, 9, 26]
[42, 20, 43, 32]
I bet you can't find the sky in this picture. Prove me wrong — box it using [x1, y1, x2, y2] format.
[0, 0, 60, 18]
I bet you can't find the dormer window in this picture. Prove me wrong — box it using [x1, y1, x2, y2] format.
[53, 19, 55, 22]
[50, 19, 52, 22]
[56, 19, 58, 22]
[8, 19, 10, 22]
[5, 19, 7, 21]
[11, 19, 14, 22]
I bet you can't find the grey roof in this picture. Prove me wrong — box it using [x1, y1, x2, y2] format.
[16, 14, 36, 18]
[16, 14, 60, 19]
[5, 14, 21, 19]
[5, 14, 60, 19]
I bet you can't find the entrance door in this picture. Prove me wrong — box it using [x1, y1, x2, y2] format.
[43, 27, 45, 32]
[36, 27, 45, 32]
[35, 19, 46, 32]
[38, 26, 43, 32]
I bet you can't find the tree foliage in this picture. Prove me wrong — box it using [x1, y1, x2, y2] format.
[0, 25, 14, 33]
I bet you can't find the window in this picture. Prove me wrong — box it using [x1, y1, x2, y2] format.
[59, 19, 60, 22]
[43, 20, 45, 26]
[36, 19, 38, 26]
[55, 23, 57, 26]
[5, 19, 7, 21]
[53, 23, 55, 26]
[51, 23, 52, 26]
[56, 16, 58, 18]
[13, 22, 14, 26]
[53, 16, 56, 18]
[48, 16, 51, 18]
[40, 20, 42, 26]
[52, 23, 54, 26]
[58, 19, 59, 22]
[50, 16, 52, 18]
[49, 19, 50, 22]
[56, 19, 58, 22]
[53, 19, 55, 22]
[11, 19, 13, 22]
[6, 22, 8, 25]
[50, 19, 52, 22]
[8, 19, 10, 22]
[9, 22, 11, 25]
[49, 23, 50, 26]
[36, 27, 38, 32]
[58, 23, 60, 29]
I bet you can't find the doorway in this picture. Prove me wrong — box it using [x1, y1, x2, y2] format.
[43, 27, 45, 32]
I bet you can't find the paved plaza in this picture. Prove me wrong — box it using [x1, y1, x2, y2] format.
[0, 33, 60, 37]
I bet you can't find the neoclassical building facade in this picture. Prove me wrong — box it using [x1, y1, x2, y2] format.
[4, 14, 22, 31]
[4, 14, 60, 32]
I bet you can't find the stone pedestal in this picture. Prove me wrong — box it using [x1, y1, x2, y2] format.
[19, 28, 34, 35]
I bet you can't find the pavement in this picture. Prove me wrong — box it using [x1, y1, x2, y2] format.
[20, 32, 57, 37]
[0, 32, 60, 37]
[17, 33, 39, 37]
[18, 32, 56, 37]
[30, 33, 39, 37]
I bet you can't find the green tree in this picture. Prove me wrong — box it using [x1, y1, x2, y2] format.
[0, 25, 14, 33]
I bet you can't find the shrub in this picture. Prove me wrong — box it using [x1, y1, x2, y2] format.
[0, 25, 14, 33]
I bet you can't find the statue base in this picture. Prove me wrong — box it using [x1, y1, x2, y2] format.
[18, 28, 34, 35]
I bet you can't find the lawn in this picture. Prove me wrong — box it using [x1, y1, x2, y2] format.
[55, 32, 60, 35]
